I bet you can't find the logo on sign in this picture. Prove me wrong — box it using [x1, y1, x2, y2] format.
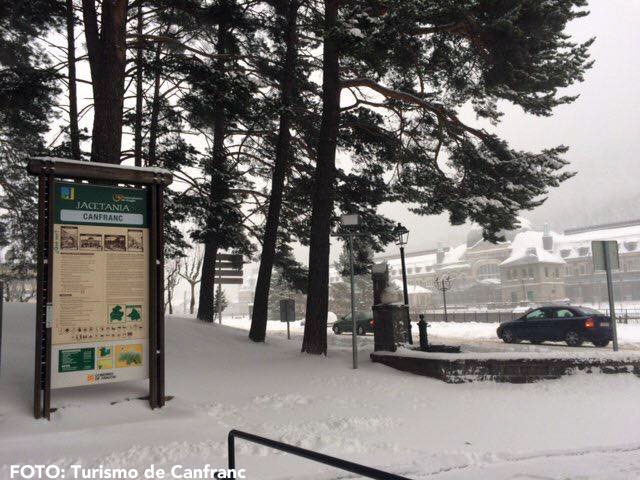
[60, 186, 75, 200]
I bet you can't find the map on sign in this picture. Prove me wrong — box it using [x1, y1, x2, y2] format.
[50, 182, 150, 388]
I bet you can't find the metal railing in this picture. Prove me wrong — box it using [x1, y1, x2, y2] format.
[227, 429, 412, 480]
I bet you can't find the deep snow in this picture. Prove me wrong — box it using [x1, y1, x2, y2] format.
[2, 303, 640, 479]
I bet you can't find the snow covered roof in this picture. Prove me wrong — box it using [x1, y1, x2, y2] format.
[392, 279, 432, 294]
[554, 223, 640, 259]
[385, 242, 468, 272]
[500, 230, 565, 266]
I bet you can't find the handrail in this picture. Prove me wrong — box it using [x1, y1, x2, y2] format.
[227, 429, 412, 480]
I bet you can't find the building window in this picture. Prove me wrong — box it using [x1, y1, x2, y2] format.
[527, 291, 535, 301]
[507, 270, 512, 280]
[578, 247, 589, 257]
[554, 268, 559, 278]
[477, 264, 499, 280]
[560, 249, 571, 258]
[528, 267, 534, 279]
[545, 267, 549, 278]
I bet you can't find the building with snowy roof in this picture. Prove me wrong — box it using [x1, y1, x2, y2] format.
[375, 218, 640, 310]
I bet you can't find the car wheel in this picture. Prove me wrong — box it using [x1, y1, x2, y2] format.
[565, 331, 583, 347]
[502, 329, 519, 344]
[357, 325, 365, 336]
[332, 325, 341, 335]
[593, 339, 610, 348]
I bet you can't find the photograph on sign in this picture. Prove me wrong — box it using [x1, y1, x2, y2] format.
[50, 182, 150, 388]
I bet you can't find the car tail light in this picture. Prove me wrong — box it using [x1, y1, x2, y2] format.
[585, 318, 595, 328]
[370, 320, 375, 327]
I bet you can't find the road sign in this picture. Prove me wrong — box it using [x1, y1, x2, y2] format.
[592, 240, 620, 271]
[279, 299, 295, 339]
[217, 254, 243, 266]
[216, 261, 242, 269]
[214, 269, 243, 277]
[215, 278, 243, 285]
[592, 240, 620, 351]
[279, 299, 295, 322]
[214, 254, 243, 287]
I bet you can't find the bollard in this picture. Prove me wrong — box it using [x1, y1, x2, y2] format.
[418, 314, 428, 351]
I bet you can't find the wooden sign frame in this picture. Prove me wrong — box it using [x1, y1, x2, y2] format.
[28, 158, 172, 420]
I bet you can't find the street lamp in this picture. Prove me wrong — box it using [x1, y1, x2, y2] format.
[392, 223, 412, 344]
[340, 213, 360, 369]
[434, 275, 452, 322]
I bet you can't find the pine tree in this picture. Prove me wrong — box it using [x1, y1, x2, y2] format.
[213, 284, 228, 321]
[249, 0, 305, 343]
[81, 0, 129, 163]
[302, 0, 593, 354]
[0, 0, 64, 281]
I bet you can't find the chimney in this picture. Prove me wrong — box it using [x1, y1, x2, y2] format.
[436, 242, 445, 264]
[542, 223, 553, 251]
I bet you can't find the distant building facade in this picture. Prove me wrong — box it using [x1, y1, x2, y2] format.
[373, 219, 640, 309]
[234, 219, 640, 314]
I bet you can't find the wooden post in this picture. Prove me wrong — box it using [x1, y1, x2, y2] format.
[44, 173, 55, 420]
[149, 183, 158, 409]
[156, 183, 166, 407]
[34, 175, 46, 419]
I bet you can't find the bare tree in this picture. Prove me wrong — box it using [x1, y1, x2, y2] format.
[178, 247, 203, 315]
[165, 258, 181, 315]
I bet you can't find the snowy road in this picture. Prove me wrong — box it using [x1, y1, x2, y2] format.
[2, 303, 640, 479]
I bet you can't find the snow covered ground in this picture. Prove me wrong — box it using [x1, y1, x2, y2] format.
[2, 303, 640, 479]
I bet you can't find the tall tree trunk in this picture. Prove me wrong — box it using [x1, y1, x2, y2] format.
[197, 18, 229, 322]
[82, 0, 128, 164]
[302, 0, 340, 355]
[190, 282, 196, 314]
[197, 242, 218, 322]
[147, 43, 162, 166]
[249, 0, 299, 343]
[133, 2, 144, 167]
[66, 0, 81, 159]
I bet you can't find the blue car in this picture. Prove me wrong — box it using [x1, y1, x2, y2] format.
[497, 306, 613, 347]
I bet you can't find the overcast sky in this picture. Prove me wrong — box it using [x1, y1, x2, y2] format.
[343, 0, 640, 259]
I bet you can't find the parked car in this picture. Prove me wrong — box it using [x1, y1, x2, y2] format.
[332, 311, 374, 335]
[497, 306, 613, 347]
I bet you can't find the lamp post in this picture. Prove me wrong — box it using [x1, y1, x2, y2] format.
[434, 275, 452, 322]
[392, 223, 412, 344]
[340, 213, 360, 369]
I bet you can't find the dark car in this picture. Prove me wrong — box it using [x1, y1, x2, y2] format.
[497, 306, 613, 347]
[332, 311, 374, 335]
